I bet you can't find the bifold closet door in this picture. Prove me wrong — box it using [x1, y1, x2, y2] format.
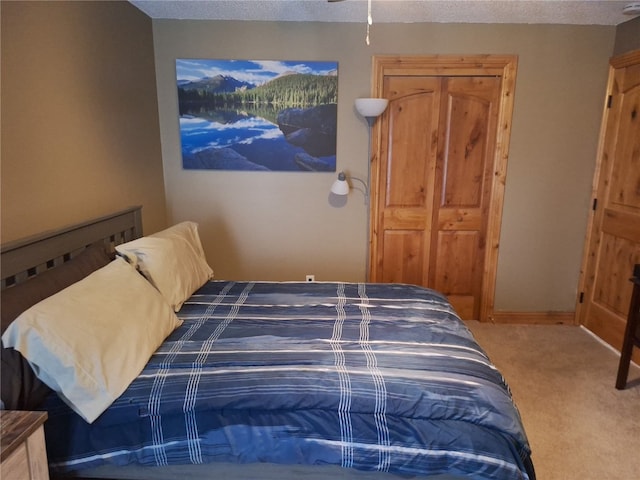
[371, 73, 501, 320]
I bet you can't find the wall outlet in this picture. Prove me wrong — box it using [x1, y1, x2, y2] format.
[306, 274, 315, 282]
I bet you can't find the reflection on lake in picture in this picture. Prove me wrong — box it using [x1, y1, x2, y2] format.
[176, 59, 338, 172]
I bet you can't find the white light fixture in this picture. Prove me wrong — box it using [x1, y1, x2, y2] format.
[331, 98, 389, 205]
[330, 97, 388, 281]
[331, 171, 369, 202]
[330, 171, 351, 196]
[355, 98, 389, 197]
[355, 98, 389, 120]
[331, 98, 388, 204]
[623, 2, 640, 15]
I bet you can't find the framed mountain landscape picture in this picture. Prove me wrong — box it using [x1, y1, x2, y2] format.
[176, 59, 338, 171]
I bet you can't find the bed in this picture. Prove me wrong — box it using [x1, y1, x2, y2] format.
[1, 206, 535, 480]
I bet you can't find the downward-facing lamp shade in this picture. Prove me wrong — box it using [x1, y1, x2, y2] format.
[330, 172, 350, 196]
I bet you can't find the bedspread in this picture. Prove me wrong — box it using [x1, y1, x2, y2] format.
[43, 281, 534, 479]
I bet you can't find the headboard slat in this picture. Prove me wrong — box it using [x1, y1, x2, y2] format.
[1, 206, 143, 290]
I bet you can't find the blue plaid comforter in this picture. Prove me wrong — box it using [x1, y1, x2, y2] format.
[43, 281, 534, 479]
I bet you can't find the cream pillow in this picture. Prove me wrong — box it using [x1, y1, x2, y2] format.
[115, 221, 213, 311]
[1, 258, 182, 423]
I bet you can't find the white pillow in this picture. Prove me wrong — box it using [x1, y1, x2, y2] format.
[115, 221, 213, 311]
[1, 258, 182, 423]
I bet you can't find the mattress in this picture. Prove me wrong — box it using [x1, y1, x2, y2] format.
[42, 280, 534, 479]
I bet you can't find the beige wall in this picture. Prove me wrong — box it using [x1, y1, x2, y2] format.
[1, 0, 167, 242]
[613, 16, 640, 55]
[2, 0, 630, 315]
[153, 20, 614, 313]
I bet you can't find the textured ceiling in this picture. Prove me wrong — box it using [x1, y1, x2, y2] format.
[129, 0, 639, 25]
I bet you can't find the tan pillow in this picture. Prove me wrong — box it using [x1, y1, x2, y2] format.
[115, 221, 213, 311]
[1, 243, 112, 411]
[1, 258, 182, 423]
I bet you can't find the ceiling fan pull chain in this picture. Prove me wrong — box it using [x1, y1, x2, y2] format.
[366, 0, 372, 45]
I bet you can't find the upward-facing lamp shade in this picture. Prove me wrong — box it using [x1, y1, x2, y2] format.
[355, 98, 389, 118]
[331, 98, 388, 202]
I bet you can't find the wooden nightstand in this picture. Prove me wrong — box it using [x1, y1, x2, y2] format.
[1, 410, 50, 480]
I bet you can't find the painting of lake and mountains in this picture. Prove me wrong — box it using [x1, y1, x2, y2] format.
[176, 59, 338, 171]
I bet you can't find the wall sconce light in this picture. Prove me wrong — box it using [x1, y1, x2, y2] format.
[331, 171, 369, 203]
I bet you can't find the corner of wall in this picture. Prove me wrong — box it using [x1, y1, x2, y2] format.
[613, 16, 640, 56]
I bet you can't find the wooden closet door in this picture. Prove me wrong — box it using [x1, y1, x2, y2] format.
[371, 76, 441, 288]
[371, 75, 501, 320]
[578, 50, 640, 360]
[369, 55, 517, 322]
[430, 77, 500, 320]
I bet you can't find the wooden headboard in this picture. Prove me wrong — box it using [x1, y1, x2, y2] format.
[1, 206, 143, 290]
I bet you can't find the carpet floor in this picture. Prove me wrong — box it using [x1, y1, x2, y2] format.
[465, 322, 640, 480]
